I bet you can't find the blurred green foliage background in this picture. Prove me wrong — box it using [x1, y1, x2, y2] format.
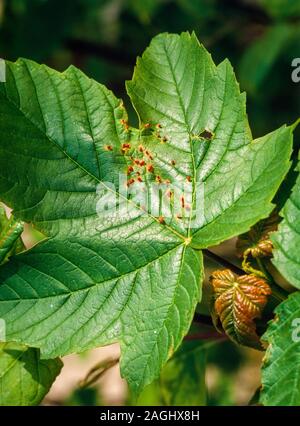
[0, 0, 299, 406]
[1, 0, 299, 136]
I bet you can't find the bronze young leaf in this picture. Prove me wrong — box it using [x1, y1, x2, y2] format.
[210, 269, 271, 349]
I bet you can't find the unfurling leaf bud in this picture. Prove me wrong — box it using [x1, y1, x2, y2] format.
[236, 211, 279, 258]
[210, 269, 271, 350]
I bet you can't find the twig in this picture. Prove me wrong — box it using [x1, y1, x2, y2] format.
[256, 257, 288, 301]
[203, 249, 245, 275]
[184, 332, 226, 341]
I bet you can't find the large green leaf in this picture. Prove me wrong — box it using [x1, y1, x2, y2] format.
[260, 156, 300, 405]
[260, 292, 300, 405]
[0, 32, 294, 394]
[272, 157, 300, 289]
[0, 342, 62, 406]
[127, 33, 293, 248]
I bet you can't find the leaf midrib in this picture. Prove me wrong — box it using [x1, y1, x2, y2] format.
[162, 39, 197, 239]
[2, 66, 185, 242]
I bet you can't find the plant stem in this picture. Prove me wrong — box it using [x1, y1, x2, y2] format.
[79, 358, 119, 389]
[203, 249, 245, 275]
[256, 257, 270, 279]
[256, 257, 288, 302]
[184, 332, 226, 342]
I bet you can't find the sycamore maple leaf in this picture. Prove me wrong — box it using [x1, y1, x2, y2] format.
[0, 32, 294, 394]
